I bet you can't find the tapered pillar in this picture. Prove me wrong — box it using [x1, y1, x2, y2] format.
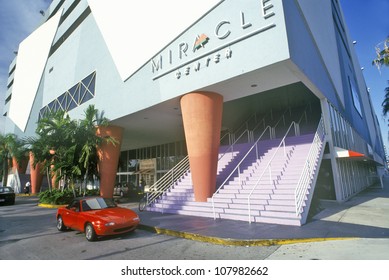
[29, 152, 43, 194]
[12, 156, 28, 174]
[181, 92, 223, 202]
[96, 125, 123, 198]
[49, 150, 59, 189]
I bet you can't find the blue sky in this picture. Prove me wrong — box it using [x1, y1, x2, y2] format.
[0, 0, 52, 129]
[341, 0, 389, 151]
[0, 0, 388, 150]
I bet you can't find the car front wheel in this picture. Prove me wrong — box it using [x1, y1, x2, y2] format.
[85, 223, 97, 241]
[56, 215, 66, 231]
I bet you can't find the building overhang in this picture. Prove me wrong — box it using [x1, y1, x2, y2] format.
[334, 147, 382, 165]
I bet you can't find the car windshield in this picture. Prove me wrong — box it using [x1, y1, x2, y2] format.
[82, 197, 116, 211]
[0, 187, 13, 193]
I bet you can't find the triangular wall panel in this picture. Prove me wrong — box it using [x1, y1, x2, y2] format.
[8, 11, 62, 131]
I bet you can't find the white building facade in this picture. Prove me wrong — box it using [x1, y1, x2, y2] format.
[3, 0, 386, 225]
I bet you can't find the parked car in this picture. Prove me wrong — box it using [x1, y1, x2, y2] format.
[113, 183, 127, 197]
[113, 182, 142, 198]
[0, 186, 15, 206]
[56, 197, 140, 241]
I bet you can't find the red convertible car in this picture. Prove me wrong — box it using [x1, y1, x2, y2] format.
[56, 197, 140, 241]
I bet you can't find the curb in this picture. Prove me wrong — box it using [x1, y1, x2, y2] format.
[38, 203, 67, 209]
[37, 203, 358, 246]
[137, 224, 357, 247]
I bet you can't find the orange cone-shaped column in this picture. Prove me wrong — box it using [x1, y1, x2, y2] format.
[181, 92, 223, 202]
[29, 152, 44, 194]
[97, 125, 123, 198]
[49, 150, 59, 189]
[12, 156, 28, 174]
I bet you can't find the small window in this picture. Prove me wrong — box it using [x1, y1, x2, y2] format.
[349, 77, 362, 117]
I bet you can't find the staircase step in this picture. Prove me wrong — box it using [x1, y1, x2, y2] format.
[152, 203, 221, 213]
[173, 184, 193, 189]
[270, 194, 294, 200]
[146, 132, 322, 227]
[149, 207, 215, 218]
[218, 213, 254, 222]
[254, 216, 301, 226]
[224, 208, 260, 216]
[232, 198, 269, 204]
[169, 188, 193, 193]
[267, 199, 295, 206]
[228, 203, 264, 211]
[264, 204, 296, 212]
[164, 194, 195, 201]
[260, 210, 298, 219]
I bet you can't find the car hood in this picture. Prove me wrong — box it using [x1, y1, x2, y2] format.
[87, 207, 139, 223]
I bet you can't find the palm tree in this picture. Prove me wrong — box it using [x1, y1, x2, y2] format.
[382, 83, 389, 117]
[27, 110, 77, 191]
[0, 134, 14, 186]
[76, 105, 117, 195]
[373, 37, 389, 68]
[27, 105, 117, 196]
[0, 133, 26, 186]
[373, 38, 389, 142]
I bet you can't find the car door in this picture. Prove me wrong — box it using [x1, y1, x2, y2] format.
[62, 200, 80, 229]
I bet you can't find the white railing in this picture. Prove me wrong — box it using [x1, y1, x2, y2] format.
[212, 126, 273, 219]
[218, 129, 251, 161]
[232, 112, 267, 144]
[295, 117, 326, 216]
[247, 121, 300, 223]
[250, 118, 267, 142]
[144, 155, 190, 208]
[144, 106, 311, 213]
[143, 125, 253, 209]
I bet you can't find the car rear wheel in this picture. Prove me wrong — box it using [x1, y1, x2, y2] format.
[56, 215, 66, 231]
[85, 223, 97, 241]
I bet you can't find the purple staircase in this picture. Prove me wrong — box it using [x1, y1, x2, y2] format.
[147, 133, 323, 226]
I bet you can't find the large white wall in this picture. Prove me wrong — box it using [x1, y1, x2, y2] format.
[87, 0, 222, 81]
[8, 11, 62, 132]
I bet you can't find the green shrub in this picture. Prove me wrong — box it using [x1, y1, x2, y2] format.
[38, 189, 74, 205]
[85, 188, 100, 196]
[38, 188, 101, 205]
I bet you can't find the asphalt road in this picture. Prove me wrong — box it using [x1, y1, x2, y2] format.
[1, 195, 388, 279]
[2, 193, 389, 262]
[0, 196, 277, 260]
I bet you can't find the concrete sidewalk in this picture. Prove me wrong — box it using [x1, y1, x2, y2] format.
[121, 179, 389, 246]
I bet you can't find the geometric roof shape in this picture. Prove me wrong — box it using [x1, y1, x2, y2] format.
[8, 11, 62, 131]
[87, 0, 222, 81]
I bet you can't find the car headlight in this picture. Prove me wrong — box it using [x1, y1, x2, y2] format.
[105, 222, 116, 227]
[133, 217, 140, 222]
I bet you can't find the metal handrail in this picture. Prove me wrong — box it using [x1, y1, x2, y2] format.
[211, 109, 303, 219]
[143, 127, 252, 210]
[270, 107, 291, 138]
[219, 130, 232, 146]
[233, 111, 263, 140]
[212, 126, 272, 219]
[295, 117, 325, 216]
[144, 106, 310, 212]
[247, 121, 299, 223]
[250, 118, 267, 142]
[218, 129, 251, 161]
[144, 155, 190, 207]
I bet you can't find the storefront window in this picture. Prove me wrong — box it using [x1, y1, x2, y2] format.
[116, 140, 187, 186]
